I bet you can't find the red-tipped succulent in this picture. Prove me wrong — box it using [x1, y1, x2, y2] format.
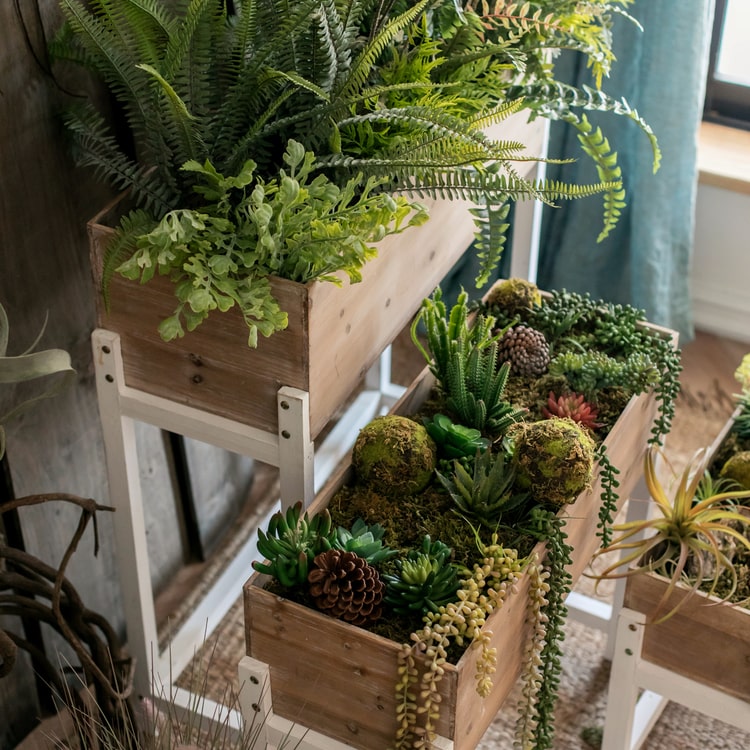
[542, 391, 601, 431]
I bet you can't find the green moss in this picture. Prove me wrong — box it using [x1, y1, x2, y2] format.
[511, 418, 596, 507]
[486, 278, 542, 313]
[719, 451, 750, 491]
[352, 415, 437, 495]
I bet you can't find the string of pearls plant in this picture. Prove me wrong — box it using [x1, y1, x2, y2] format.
[393, 535, 526, 749]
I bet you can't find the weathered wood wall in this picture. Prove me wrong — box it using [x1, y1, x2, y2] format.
[0, 5, 253, 747]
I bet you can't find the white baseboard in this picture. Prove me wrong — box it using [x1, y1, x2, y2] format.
[691, 279, 750, 343]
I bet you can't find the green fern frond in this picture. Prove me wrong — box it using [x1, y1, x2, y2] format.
[470, 200, 511, 287]
[338, 0, 431, 100]
[100, 208, 157, 311]
[566, 113, 625, 242]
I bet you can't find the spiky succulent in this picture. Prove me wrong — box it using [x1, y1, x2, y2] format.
[333, 518, 397, 565]
[253, 502, 335, 587]
[423, 413, 490, 460]
[542, 391, 601, 431]
[383, 537, 459, 617]
[436, 449, 526, 528]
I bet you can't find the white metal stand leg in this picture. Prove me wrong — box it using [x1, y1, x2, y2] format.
[92, 330, 314, 700]
[566, 484, 652, 658]
[602, 607, 750, 750]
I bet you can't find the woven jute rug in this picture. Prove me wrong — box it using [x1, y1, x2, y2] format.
[173, 369, 749, 748]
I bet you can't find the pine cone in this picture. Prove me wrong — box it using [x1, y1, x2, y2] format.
[307, 549, 384, 626]
[497, 325, 550, 377]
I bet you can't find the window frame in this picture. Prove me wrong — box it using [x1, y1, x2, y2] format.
[703, 0, 750, 130]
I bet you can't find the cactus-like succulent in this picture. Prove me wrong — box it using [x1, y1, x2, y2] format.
[383, 536, 459, 616]
[542, 390, 601, 431]
[436, 449, 526, 528]
[307, 549, 385, 626]
[423, 413, 490, 460]
[333, 518, 397, 565]
[252, 502, 334, 587]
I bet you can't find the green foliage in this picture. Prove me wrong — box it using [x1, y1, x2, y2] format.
[594, 442, 621, 547]
[383, 536, 459, 616]
[52, 0, 653, 308]
[0, 304, 76, 459]
[519, 506, 573, 750]
[114, 141, 427, 346]
[732, 389, 750, 441]
[548, 350, 659, 397]
[591, 446, 750, 623]
[333, 518, 397, 565]
[436, 448, 526, 528]
[253, 502, 335, 587]
[412, 288, 526, 434]
[423, 412, 490, 459]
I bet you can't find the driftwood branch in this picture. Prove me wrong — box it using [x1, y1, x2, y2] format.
[0, 492, 134, 727]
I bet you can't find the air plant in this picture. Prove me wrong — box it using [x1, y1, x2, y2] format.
[589, 445, 750, 622]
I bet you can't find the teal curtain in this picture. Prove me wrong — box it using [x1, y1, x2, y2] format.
[537, 1, 715, 341]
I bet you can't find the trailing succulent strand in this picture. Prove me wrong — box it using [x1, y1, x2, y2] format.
[594, 442, 621, 547]
[394, 537, 524, 749]
[521, 507, 574, 750]
[514, 553, 550, 750]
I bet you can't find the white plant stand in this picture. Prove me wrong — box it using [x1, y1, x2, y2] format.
[601, 607, 750, 750]
[92, 328, 403, 708]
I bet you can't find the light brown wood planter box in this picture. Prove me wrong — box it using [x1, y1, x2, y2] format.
[622, 415, 750, 704]
[88, 196, 476, 439]
[243, 319, 674, 750]
[87, 114, 546, 440]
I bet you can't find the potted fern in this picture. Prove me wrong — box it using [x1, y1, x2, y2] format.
[243, 278, 680, 750]
[54, 0, 658, 437]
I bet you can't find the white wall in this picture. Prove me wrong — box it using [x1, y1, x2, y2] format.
[691, 183, 750, 342]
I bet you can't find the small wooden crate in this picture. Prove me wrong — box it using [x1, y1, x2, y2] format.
[622, 414, 750, 704]
[243, 331, 670, 750]
[87, 113, 546, 440]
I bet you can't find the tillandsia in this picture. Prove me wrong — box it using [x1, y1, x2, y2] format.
[394, 536, 525, 749]
[589, 445, 750, 623]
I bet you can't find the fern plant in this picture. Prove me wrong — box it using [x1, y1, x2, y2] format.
[50, 0, 651, 343]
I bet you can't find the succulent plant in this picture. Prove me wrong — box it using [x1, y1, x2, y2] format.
[333, 518, 397, 565]
[383, 536, 459, 616]
[542, 390, 601, 431]
[436, 449, 526, 528]
[252, 502, 334, 587]
[496, 325, 551, 378]
[307, 549, 384, 626]
[423, 413, 490, 460]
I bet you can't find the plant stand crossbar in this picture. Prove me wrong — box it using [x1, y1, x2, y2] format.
[602, 607, 750, 749]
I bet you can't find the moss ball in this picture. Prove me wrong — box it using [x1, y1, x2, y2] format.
[486, 278, 542, 314]
[719, 451, 750, 491]
[352, 415, 437, 495]
[511, 417, 596, 507]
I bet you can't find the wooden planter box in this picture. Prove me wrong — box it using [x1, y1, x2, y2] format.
[243, 320, 674, 749]
[87, 114, 546, 440]
[622, 414, 750, 704]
